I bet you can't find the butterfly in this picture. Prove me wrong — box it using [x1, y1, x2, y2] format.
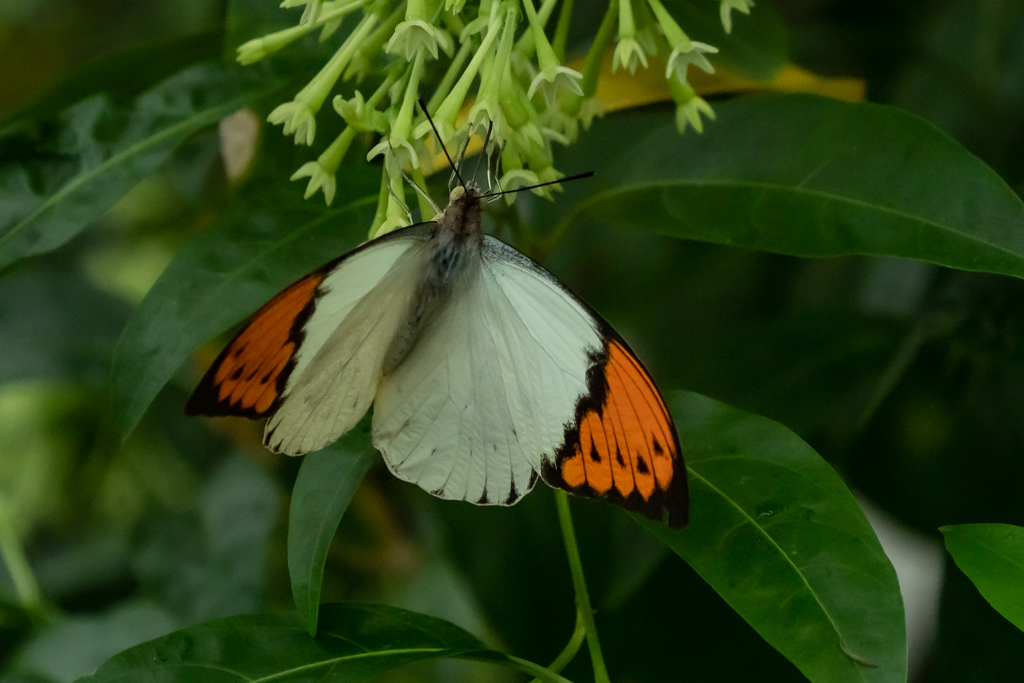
[186, 165, 688, 528]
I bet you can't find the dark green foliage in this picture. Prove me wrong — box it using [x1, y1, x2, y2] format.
[2, 1, 1024, 682]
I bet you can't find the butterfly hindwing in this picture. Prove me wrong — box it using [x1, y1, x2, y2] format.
[545, 334, 688, 528]
[372, 235, 687, 527]
[486, 239, 687, 527]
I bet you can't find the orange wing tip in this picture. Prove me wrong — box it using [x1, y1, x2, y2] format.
[544, 337, 689, 528]
[185, 272, 327, 419]
[543, 460, 689, 528]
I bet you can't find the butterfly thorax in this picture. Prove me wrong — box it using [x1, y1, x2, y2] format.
[381, 183, 484, 375]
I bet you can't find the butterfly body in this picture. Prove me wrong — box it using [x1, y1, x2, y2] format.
[383, 184, 483, 375]
[187, 181, 689, 527]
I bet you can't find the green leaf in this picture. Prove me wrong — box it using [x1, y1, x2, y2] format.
[75, 603, 572, 683]
[637, 391, 906, 683]
[0, 258, 129, 387]
[554, 96, 1024, 280]
[109, 177, 377, 440]
[941, 523, 1024, 632]
[289, 426, 377, 636]
[0, 63, 273, 273]
[662, 0, 789, 80]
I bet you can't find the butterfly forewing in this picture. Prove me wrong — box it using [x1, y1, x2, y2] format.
[185, 271, 327, 419]
[186, 226, 430, 435]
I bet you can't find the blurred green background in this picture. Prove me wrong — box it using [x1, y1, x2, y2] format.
[2, 0, 1024, 681]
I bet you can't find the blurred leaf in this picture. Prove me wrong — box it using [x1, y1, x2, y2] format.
[131, 453, 278, 623]
[420, 487, 577, 670]
[289, 425, 375, 636]
[662, 0, 789, 80]
[2, 30, 224, 125]
[0, 595, 32, 652]
[941, 523, 1024, 632]
[109, 166, 377, 439]
[0, 259, 129, 387]
[199, 454, 280, 616]
[638, 391, 906, 683]
[12, 601, 176, 683]
[551, 96, 1024, 280]
[32, 531, 133, 608]
[77, 603, 571, 682]
[0, 63, 274, 273]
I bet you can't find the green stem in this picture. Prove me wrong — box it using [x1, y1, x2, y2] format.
[555, 490, 610, 683]
[552, 0, 574, 62]
[525, 611, 589, 683]
[581, 0, 618, 97]
[0, 496, 44, 622]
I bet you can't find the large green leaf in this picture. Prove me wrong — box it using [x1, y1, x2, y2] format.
[109, 174, 377, 439]
[0, 63, 272, 273]
[941, 523, 1024, 632]
[551, 96, 1024, 280]
[638, 391, 906, 683]
[75, 603, 572, 682]
[289, 425, 377, 637]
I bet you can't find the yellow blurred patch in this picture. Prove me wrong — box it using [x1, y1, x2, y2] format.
[589, 52, 865, 113]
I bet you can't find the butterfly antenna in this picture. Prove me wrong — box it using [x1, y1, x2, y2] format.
[393, 147, 442, 220]
[471, 120, 493, 186]
[451, 135, 474, 190]
[382, 162, 413, 225]
[480, 171, 595, 200]
[481, 141, 505, 204]
[417, 98, 465, 188]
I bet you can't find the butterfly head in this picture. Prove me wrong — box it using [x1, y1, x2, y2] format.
[438, 180, 484, 239]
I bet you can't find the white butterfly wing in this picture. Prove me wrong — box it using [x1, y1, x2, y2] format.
[264, 226, 432, 455]
[371, 235, 603, 505]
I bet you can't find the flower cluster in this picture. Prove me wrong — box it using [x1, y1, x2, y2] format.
[238, 0, 751, 233]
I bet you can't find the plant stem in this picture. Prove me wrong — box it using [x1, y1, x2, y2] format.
[0, 496, 44, 622]
[552, 0, 574, 62]
[555, 490, 610, 683]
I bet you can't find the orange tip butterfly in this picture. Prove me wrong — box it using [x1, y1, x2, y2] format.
[186, 147, 688, 528]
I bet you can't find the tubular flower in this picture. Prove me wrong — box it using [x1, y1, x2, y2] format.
[245, 0, 735, 205]
[385, 0, 455, 59]
[414, 1, 505, 147]
[281, 0, 324, 25]
[646, 0, 717, 84]
[522, 0, 582, 106]
[719, 0, 754, 33]
[368, 48, 428, 168]
[468, 4, 518, 139]
[613, 0, 649, 74]
[267, 12, 379, 145]
[290, 126, 357, 205]
[671, 79, 715, 134]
